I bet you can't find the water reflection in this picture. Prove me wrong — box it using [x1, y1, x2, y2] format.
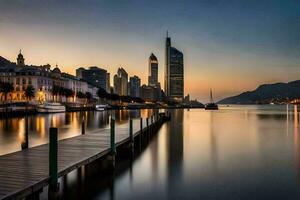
[166, 109, 184, 198]
[6, 106, 300, 199]
[0, 109, 159, 156]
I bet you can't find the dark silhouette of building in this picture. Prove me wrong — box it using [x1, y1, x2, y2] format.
[17, 50, 25, 67]
[148, 53, 159, 87]
[129, 75, 141, 97]
[76, 66, 110, 92]
[165, 32, 184, 101]
[140, 84, 158, 102]
[113, 67, 128, 96]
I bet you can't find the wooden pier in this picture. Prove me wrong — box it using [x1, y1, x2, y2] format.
[0, 113, 170, 200]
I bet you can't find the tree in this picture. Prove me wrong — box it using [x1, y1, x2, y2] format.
[97, 88, 108, 99]
[58, 87, 65, 98]
[120, 95, 132, 103]
[24, 85, 35, 101]
[0, 82, 14, 102]
[64, 88, 74, 102]
[76, 91, 86, 99]
[51, 85, 61, 102]
[85, 92, 92, 103]
[97, 87, 108, 104]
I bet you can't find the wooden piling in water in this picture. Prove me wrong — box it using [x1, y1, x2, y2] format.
[140, 118, 143, 151]
[22, 115, 29, 150]
[110, 118, 116, 168]
[110, 119, 116, 155]
[82, 118, 85, 135]
[146, 117, 149, 141]
[129, 118, 134, 151]
[49, 127, 58, 192]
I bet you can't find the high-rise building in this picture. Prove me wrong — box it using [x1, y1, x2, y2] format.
[76, 66, 110, 92]
[113, 67, 128, 96]
[113, 74, 121, 95]
[148, 53, 158, 87]
[129, 75, 141, 97]
[165, 32, 184, 101]
[106, 73, 110, 93]
[76, 67, 85, 79]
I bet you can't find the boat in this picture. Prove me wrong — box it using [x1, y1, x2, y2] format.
[37, 102, 66, 113]
[205, 89, 219, 110]
[95, 104, 110, 111]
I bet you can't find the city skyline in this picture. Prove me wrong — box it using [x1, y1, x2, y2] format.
[0, 0, 299, 102]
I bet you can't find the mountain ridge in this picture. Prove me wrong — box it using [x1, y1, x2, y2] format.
[218, 80, 300, 104]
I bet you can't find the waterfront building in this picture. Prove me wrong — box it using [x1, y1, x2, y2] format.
[62, 73, 88, 94]
[0, 60, 54, 102]
[129, 75, 141, 97]
[76, 66, 110, 92]
[165, 33, 184, 101]
[113, 67, 128, 96]
[0, 52, 93, 103]
[148, 53, 159, 87]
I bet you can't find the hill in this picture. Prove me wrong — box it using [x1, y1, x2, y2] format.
[218, 80, 300, 104]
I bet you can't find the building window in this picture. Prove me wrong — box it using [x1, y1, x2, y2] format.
[28, 78, 32, 85]
[22, 78, 26, 85]
[16, 78, 20, 85]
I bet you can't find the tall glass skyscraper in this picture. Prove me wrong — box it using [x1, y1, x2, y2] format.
[165, 33, 184, 101]
[148, 53, 158, 87]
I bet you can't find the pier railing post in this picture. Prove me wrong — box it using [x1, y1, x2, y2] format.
[146, 117, 149, 130]
[129, 118, 134, 151]
[49, 127, 58, 192]
[139, 118, 142, 151]
[140, 118, 143, 135]
[110, 118, 116, 168]
[151, 115, 153, 134]
[22, 115, 29, 149]
[146, 117, 149, 141]
[111, 119, 116, 155]
[82, 117, 85, 135]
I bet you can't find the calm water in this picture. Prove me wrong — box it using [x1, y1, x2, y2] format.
[1, 105, 300, 199]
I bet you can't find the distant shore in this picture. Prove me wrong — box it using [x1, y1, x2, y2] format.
[0, 103, 204, 118]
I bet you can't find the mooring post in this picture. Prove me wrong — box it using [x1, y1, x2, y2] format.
[151, 115, 153, 134]
[129, 118, 134, 150]
[146, 117, 149, 130]
[146, 117, 149, 141]
[49, 127, 59, 192]
[111, 118, 116, 155]
[140, 118, 143, 135]
[139, 118, 143, 151]
[22, 115, 29, 149]
[81, 117, 85, 135]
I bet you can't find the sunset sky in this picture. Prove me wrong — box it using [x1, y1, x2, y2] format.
[0, 0, 299, 102]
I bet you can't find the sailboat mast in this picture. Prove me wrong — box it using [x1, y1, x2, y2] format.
[210, 89, 213, 103]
